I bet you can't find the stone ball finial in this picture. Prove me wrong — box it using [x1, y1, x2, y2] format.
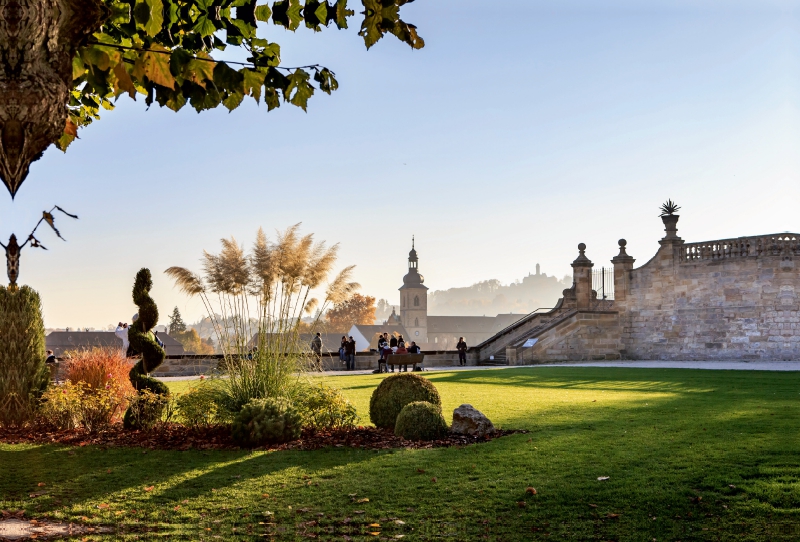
[578, 243, 586, 251]
[618, 239, 627, 247]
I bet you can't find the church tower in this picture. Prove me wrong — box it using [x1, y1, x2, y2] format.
[399, 237, 428, 344]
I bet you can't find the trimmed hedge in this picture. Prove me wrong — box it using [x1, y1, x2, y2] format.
[369, 373, 441, 429]
[394, 401, 449, 441]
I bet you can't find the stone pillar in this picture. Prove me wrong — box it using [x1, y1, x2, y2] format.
[659, 214, 684, 264]
[611, 239, 635, 302]
[572, 243, 594, 310]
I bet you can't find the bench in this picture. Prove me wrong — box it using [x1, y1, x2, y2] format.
[379, 353, 425, 372]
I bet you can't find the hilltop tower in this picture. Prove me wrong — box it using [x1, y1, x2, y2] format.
[399, 237, 428, 344]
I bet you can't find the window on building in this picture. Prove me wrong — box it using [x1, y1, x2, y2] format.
[414, 295, 419, 307]
[414, 317, 419, 327]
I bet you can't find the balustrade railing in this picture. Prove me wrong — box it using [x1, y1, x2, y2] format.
[680, 233, 800, 263]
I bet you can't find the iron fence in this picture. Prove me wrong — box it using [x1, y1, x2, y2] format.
[592, 267, 614, 301]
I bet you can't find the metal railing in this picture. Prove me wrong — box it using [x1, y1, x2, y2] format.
[680, 233, 800, 263]
[592, 267, 614, 300]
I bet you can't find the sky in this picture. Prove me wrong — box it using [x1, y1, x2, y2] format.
[2, 0, 800, 329]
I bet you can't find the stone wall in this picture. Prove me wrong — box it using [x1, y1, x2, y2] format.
[472, 216, 800, 363]
[507, 311, 622, 364]
[617, 230, 800, 360]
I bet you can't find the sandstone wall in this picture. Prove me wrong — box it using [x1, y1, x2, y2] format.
[619, 240, 800, 360]
[508, 311, 621, 364]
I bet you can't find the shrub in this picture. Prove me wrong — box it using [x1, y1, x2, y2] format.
[39, 381, 129, 432]
[296, 384, 358, 431]
[123, 389, 168, 431]
[369, 373, 441, 429]
[65, 348, 134, 409]
[232, 397, 302, 447]
[176, 385, 221, 428]
[394, 401, 449, 441]
[0, 285, 48, 426]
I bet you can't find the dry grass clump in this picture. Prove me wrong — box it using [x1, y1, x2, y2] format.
[65, 348, 135, 408]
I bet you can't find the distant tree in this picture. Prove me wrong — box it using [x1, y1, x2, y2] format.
[172, 328, 214, 355]
[168, 306, 187, 335]
[375, 298, 397, 322]
[327, 294, 376, 332]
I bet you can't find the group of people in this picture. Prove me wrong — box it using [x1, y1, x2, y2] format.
[376, 332, 421, 373]
[115, 316, 165, 358]
[338, 335, 357, 370]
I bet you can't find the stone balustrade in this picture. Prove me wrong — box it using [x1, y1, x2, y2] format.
[680, 233, 800, 263]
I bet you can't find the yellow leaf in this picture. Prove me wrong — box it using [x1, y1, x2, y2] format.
[134, 46, 175, 89]
[113, 63, 137, 99]
[357, 498, 369, 503]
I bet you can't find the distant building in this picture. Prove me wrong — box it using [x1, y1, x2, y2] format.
[46, 331, 186, 357]
[349, 240, 527, 351]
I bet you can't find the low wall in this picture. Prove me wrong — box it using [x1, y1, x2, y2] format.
[150, 351, 477, 377]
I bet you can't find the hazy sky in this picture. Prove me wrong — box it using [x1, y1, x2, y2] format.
[3, 0, 800, 328]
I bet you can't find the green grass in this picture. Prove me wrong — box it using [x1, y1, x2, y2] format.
[4, 367, 800, 540]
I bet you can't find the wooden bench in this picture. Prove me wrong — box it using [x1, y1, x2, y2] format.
[380, 353, 425, 372]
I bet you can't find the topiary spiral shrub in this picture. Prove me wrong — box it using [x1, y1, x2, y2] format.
[369, 373, 441, 430]
[232, 397, 302, 447]
[394, 401, 449, 441]
[124, 268, 169, 429]
[0, 285, 48, 426]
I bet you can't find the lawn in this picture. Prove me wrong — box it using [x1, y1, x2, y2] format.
[3, 367, 800, 540]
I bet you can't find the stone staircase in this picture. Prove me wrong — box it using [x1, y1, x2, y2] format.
[478, 353, 508, 366]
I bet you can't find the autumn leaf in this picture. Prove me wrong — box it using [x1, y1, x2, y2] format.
[357, 498, 369, 503]
[526, 487, 537, 495]
[597, 476, 610, 481]
[97, 503, 109, 509]
[416, 469, 425, 474]
[431, 477, 437, 483]
[113, 63, 136, 99]
[144, 486, 154, 492]
[37, 483, 46, 487]
[517, 501, 527, 508]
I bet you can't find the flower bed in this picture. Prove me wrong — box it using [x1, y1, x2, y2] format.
[0, 424, 522, 452]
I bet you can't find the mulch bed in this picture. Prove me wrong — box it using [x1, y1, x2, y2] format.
[0, 424, 524, 452]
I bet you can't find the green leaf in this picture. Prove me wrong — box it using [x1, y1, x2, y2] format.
[72, 55, 86, 81]
[263, 87, 280, 111]
[313, 67, 337, 94]
[169, 48, 193, 77]
[243, 69, 265, 103]
[223, 90, 245, 111]
[193, 14, 218, 37]
[313, 1, 328, 27]
[212, 62, 245, 93]
[183, 52, 216, 88]
[134, 0, 164, 38]
[272, 0, 302, 31]
[254, 4, 272, 21]
[334, 0, 352, 29]
[81, 47, 111, 72]
[285, 69, 314, 111]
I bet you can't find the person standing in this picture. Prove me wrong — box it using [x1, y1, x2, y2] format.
[346, 336, 356, 371]
[339, 336, 347, 362]
[456, 336, 468, 366]
[311, 332, 322, 366]
[115, 322, 129, 356]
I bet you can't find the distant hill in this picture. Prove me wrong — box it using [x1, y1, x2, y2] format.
[428, 270, 571, 317]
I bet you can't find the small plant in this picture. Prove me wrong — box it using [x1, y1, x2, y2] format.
[38, 381, 129, 432]
[369, 373, 441, 430]
[123, 389, 169, 431]
[176, 385, 222, 428]
[232, 397, 302, 447]
[394, 401, 448, 441]
[296, 384, 358, 431]
[659, 199, 681, 217]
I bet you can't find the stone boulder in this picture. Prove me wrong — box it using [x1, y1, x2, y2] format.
[451, 404, 495, 437]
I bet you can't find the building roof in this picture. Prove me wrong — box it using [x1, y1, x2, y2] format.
[46, 331, 185, 357]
